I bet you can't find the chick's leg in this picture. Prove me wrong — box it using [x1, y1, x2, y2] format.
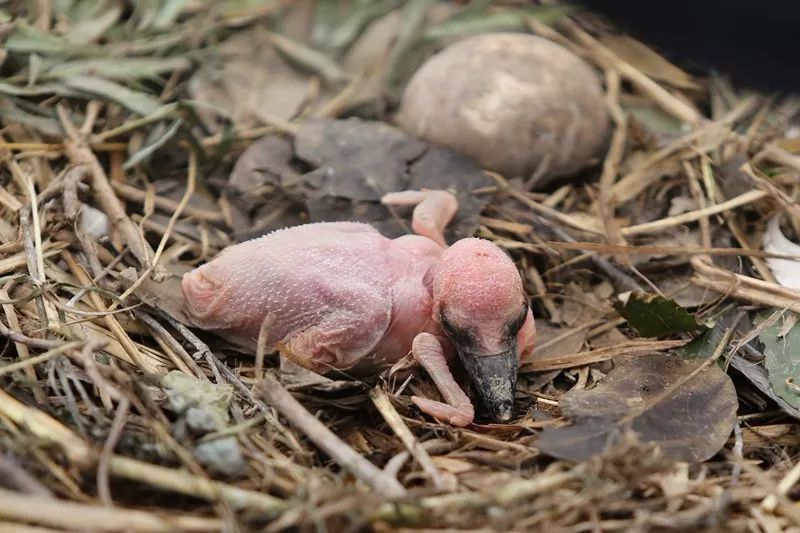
[411, 332, 474, 427]
[381, 190, 458, 247]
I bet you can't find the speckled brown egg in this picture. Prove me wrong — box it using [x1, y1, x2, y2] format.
[396, 33, 610, 187]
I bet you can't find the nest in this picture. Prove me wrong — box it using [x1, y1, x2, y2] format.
[0, 2, 799, 531]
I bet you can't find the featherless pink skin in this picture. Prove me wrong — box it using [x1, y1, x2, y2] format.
[182, 189, 536, 426]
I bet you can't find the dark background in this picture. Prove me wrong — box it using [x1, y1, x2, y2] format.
[579, 1, 799, 93]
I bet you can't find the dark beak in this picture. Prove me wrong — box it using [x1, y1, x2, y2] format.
[457, 343, 518, 423]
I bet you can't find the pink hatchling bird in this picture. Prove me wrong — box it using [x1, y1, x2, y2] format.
[181, 189, 536, 426]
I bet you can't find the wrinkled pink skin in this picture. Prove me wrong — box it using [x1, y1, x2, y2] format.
[182, 190, 536, 426]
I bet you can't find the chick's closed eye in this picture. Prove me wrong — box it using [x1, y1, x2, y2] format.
[507, 304, 529, 336]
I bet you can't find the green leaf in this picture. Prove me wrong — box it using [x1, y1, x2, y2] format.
[64, 4, 122, 44]
[268, 32, 349, 85]
[220, 0, 283, 19]
[6, 22, 187, 58]
[123, 118, 184, 170]
[0, 102, 63, 136]
[616, 291, 705, 338]
[325, 0, 402, 56]
[61, 75, 161, 115]
[385, 0, 435, 87]
[625, 104, 686, 137]
[6, 22, 97, 56]
[424, 5, 575, 42]
[311, 0, 342, 49]
[94, 102, 179, 141]
[152, 0, 190, 29]
[42, 57, 191, 82]
[27, 53, 43, 86]
[205, 119, 235, 176]
[103, 33, 188, 57]
[132, 0, 161, 31]
[424, 9, 527, 41]
[677, 322, 726, 359]
[758, 312, 800, 409]
[0, 82, 80, 98]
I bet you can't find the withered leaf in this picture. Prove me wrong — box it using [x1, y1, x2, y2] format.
[227, 119, 494, 242]
[616, 291, 705, 337]
[537, 353, 738, 462]
[598, 34, 700, 90]
[530, 321, 587, 360]
[295, 117, 427, 201]
[225, 135, 306, 240]
[188, 27, 313, 132]
[656, 276, 717, 309]
[406, 145, 493, 241]
[295, 118, 494, 241]
[131, 263, 193, 325]
[229, 135, 298, 193]
[556, 283, 610, 327]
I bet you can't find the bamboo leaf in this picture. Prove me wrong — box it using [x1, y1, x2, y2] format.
[61, 75, 161, 115]
[124, 118, 185, 169]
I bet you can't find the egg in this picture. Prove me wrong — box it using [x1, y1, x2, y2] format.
[396, 33, 610, 187]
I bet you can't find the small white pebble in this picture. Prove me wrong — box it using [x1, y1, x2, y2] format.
[81, 205, 109, 239]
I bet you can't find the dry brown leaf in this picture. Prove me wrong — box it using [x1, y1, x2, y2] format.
[658, 277, 718, 309]
[295, 118, 493, 241]
[533, 321, 588, 360]
[537, 353, 738, 462]
[131, 263, 193, 325]
[630, 230, 701, 267]
[588, 326, 628, 349]
[556, 283, 612, 327]
[741, 424, 800, 448]
[188, 28, 314, 131]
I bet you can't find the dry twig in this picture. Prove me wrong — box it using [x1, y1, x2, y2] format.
[256, 373, 407, 499]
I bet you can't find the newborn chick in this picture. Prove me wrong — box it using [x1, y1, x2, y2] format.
[182, 190, 536, 426]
